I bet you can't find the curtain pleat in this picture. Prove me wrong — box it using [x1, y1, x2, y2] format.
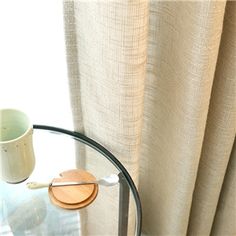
[64, 1, 149, 235]
[140, 1, 227, 235]
[188, 2, 236, 235]
[63, 1, 236, 235]
[211, 138, 236, 236]
[71, 1, 149, 174]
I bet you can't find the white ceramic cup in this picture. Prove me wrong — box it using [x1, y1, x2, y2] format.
[0, 109, 35, 183]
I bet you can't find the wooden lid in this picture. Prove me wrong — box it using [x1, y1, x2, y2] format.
[48, 169, 98, 210]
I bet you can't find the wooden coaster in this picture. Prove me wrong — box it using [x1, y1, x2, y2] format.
[48, 169, 98, 210]
[51, 170, 96, 204]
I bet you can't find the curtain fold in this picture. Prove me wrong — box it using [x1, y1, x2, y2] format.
[140, 1, 226, 235]
[188, 2, 236, 235]
[211, 138, 236, 236]
[64, 1, 149, 235]
[63, 1, 236, 235]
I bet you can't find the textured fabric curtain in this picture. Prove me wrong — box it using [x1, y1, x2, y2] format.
[63, 1, 236, 235]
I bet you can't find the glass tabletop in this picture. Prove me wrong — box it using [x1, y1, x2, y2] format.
[0, 125, 141, 236]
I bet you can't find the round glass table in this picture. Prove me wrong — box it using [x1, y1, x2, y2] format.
[0, 125, 142, 236]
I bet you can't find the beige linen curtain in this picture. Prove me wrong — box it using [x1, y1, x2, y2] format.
[63, 1, 236, 235]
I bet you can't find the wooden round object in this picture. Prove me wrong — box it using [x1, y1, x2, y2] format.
[51, 170, 96, 204]
[48, 169, 98, 210]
